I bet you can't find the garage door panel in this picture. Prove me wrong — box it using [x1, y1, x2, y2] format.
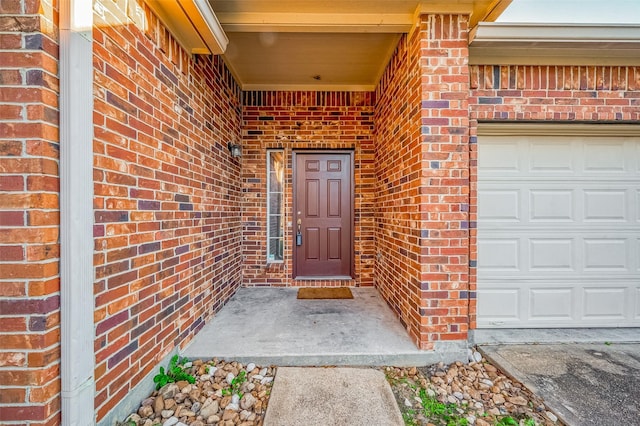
[478, 190, 520, 221]
[530, 190, 574, 221]
[583, 288, 627, 320]
[584, 190, 628, 221]
[583, 141, 626, 172]
[530, 239, 574, 271]
[479, 142, 520, 172]
[584, 239, 629, 271]
[477, 239, 519, 271]
[529, 288, 574, 320]
[478, 133, 640, 328]
[530, 141, 574, 171]
[477, 287, 521, 323]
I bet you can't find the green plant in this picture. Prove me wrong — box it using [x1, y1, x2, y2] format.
[222, 370, 247, 397]
[495, 416, 537, 426]
[495, 417, 518, 426]
[402, 409, 418, 426]
[153, 355, 196, 390]
[419, 388, 468, 426]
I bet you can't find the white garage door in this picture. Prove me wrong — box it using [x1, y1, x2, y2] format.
[477, 130, 640, 328]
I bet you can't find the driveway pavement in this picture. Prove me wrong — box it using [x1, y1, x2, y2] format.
[480, 344, 640, 426]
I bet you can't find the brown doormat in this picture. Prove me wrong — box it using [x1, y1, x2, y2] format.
[297, 287, 353, 299]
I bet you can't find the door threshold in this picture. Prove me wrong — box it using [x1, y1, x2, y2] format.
[294, 276, 353, 281]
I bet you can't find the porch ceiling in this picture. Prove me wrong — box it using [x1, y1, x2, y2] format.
[207, 0, 510, 91]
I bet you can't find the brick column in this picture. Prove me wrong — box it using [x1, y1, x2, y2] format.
[417, 14, 471, 345]
[0, 0, 62, 424]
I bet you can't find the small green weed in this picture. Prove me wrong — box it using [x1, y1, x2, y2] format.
[403, 409, 418, 426]
[152, 355, 195, 390]
[222, 370, 247, 397]
[495, 416, 537, 426]
[419, 388, 468, 426]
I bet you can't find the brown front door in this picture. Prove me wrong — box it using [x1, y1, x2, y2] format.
[294, 152, 353, 278]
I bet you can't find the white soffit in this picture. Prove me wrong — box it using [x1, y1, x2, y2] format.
[470, 23, 640, 65]
[208, 0, 509, 91]
[145, 0, 228, 54]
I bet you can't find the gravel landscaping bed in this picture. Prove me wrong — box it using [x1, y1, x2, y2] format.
[385, 351, 562, 426]
[121, 358, 276, 426]
[121, 353, 561, 426]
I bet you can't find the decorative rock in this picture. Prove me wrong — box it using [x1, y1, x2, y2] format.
[126, 414, 141, 423]
[138, 405, 154, 418]
[154, 396, 165, 415]
[225, 372, 235, 384]
[174, 393, 187, 404]
[547, 411, 558, 422]
[219, 395, 231, 409]
[492, 394, 505, 404]
[183, 361, 193, 368]
[231, 394, 240, 405]
[226, 402, 240, 411]
[159, 383, 180, 400]
[246, 363, 256, 372]
[259, 368, 267, 376]
[188, 388, 201, 401]
[206, 415, 221, 423]
[199, 374, 211, 382]
[261, 376, 273, 385]
[508, 396, 528, 406]
[164, 399, 176, 410]
[191, 401, 201, 414]
[222, 409, 237, 421]
[199, 399, 219, 419]
[141, 397, 155, 406]
[163, 417, 179, 426]
[161, 410, 175, 418]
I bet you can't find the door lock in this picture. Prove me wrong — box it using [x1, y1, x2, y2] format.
[296, 218, 302, 246]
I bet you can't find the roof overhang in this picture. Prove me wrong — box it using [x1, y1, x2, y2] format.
[142, 0, 506, 91]
[144, 0, 228, 55]
[470, 23, 640, 65]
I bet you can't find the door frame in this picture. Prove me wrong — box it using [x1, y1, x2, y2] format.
[292, 149, 355, 279]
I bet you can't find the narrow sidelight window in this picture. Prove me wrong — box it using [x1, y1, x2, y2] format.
[267, 150, 284, 262]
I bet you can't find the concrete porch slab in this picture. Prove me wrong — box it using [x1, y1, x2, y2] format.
[263, 367, 404, 426]
[480, 344, 640, 426]
[182, 287, 467, 366]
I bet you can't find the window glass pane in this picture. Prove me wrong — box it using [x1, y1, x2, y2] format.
[267, 150, 284, 262]
[269, 171, 282, 192]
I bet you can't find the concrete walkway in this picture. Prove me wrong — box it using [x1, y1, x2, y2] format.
[480, 343, 640, 426]
[183, 287, 466, 366]
[263, 367, 403, 426]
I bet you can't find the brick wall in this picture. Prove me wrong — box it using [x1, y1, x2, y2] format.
[0, 0, 62, 424]
[92, 1, 243, 420]
[241, 91, 376, 287]
[467, 64, 640, 329]
[375, 15, 471, 350]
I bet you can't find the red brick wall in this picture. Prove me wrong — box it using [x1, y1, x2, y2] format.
[467, 64, 640, 329]
[375, 15, 471, 350]
[0, 0, 62, 424]
[92, 1, 242, 421]
[241, 91, 376, 287]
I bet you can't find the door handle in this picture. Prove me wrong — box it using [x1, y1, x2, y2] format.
[296, 219, 302, 246]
